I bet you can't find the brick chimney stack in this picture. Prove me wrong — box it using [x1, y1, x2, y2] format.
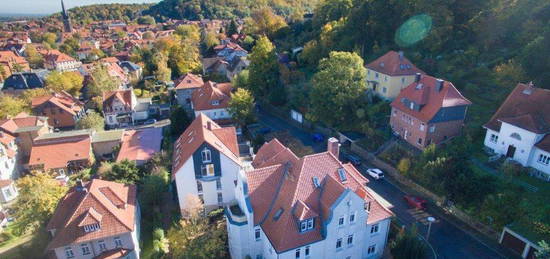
[327, 137, 340, 158]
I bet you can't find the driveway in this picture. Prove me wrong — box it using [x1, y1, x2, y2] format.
[258, 110, 509, 259]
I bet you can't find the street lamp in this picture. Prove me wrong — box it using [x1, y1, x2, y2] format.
[426, 216, 435, 241]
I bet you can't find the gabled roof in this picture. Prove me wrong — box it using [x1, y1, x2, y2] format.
[46, 179, 137, 250]
[0, 113, 48, 134]
[174, 73, 204, 90]
[191, 81, 233, 111]
[29, 132, 91, 170]
[103, 89, 134, 112]
[40, 49, 77, 63]
[172, 114, 240, 179]
[213, 42, 246, 53]
[116, 128, 163, 162]
[484, 83, 550, 133]
[391, 75, 472, 122]
[2, 72, 44, 90]
[365, 51, 425, 76]
[31, 91, 84, 116]
[246, 139, 393, 253]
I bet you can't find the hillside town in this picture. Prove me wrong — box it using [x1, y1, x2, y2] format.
[0, 1, 549, 259]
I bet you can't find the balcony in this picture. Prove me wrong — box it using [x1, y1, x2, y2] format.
[225, 203, 247, 226]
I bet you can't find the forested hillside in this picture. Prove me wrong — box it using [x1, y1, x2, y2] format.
[144, 0, 319, 21]
[48, 4, 153, 24]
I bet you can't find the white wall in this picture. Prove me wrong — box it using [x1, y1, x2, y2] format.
[530, 148, 550, 177]
[53, 231, 137, 259]
[195, 109, 231, 121]
[174, 152, 240, 213]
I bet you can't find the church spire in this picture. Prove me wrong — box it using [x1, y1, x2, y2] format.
[61, 0, 72, 33]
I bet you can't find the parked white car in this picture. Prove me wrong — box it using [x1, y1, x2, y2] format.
[367, 168, 384, 180]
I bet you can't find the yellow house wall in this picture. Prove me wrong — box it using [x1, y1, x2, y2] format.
[365, 68, 417, 100]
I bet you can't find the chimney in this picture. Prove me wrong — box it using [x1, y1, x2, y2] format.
[415, 73, 422, 83]
[436, 79, 444, 92]
[206, 121, 212, 130]
[327, 137, 340, 158]
[398, 51, 404, 60]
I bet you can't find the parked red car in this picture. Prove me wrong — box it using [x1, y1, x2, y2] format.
[404, 195, 427, 210]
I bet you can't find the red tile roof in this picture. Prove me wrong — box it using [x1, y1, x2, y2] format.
[28, 133, 91, 170]
[484, 83, 550, 133]
[391, 75, 472, 122]
[246, 139, 393, 253]
[116, 128, 163, 162]
[174, 73, 204, 90]
[172, 114, 240, 179]
[46, 179, 137, 250]
[0, 179, 13, 188]
[191, 81, 233, 111]
[40, 49, 77, 63]
[103, 89, 134, 113]
[365, 51, 425, 76]
[31, 91, 84, 116]
[0, 113, 48, 134]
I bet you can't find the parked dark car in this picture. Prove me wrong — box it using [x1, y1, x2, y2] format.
[343, 153, 361, 166]
[312, 133, 324, 142]
[404, 195, 427, 210]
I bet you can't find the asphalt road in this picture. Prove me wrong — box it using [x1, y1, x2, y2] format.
[257, 110, 508, 259]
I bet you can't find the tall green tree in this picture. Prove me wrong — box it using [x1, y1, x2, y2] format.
[245, 8, 288, 39]
[390, 225, 427, 259]
[45, 71, 84, 96]
[153, 52, 172, 82]
[0, 95, 27, 119]
[228, 88, 255, 127]
[13, 173, 68, 234]
[76, 111, 105, 131]
[310, 51, 366, 126]
[170, 105, 191, 138]
[25, 44, 43, 69]
[87, 65, 120, 97]
[248, 36, 283, 103]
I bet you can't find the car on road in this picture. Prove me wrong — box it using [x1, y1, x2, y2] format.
[343, 153, 361, 166]
[312, 133, 324, 142]
[366, 168, 384, 179]
[145, 119, 157, 125]
[404, 194, 427, 210]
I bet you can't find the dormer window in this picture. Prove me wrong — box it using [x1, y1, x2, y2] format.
[337, 168, 347, 182]
[211, 100, 220, 106]
[409, 102, 415, 110]
[300, 218, 314, 232]
[83, 223, 100, 232]
[201, 148, 211, 162]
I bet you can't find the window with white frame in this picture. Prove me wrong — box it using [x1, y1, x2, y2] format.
[347, 234, 354, 246]
[114, 237, 122, 248]
[65, 247, 74, 258]
[370, 224, 379, 234]
[197, 181, 203, 193]
[295, 248, 300, 258]
[81, 244, 91, 255]
[83, 223, 100, 232]
[367, 244, 376, 254]
[420, 123, 425, 131]
[201, 164, 215, 177]
[201, 148, 212, 162]
[429, 125, 436, 133]
[365, 201, 371, 212]
[198, 194, 204, 203]
[217, 192, 223, 204]
[300, 218, 314, 232]
[255, 228, 261, 240]
[338, 216, 345, 226]
[349, 212, 356, 223]
[490, 134, 498, 143]
[538, 154, 550, 165]
[216, 179, 222, 190]
[336, 238, 343, 250]
[98, 240, 107, 252]
[305, 246, 310, 256]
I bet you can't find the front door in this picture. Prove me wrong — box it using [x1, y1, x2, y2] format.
[506, 145, 516, 158]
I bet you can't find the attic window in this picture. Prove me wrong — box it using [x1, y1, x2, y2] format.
[415, 83, 423, 90]
[337, 168, 347, 182]
[409, 102, 415, 110]
[211, 100, 220, 106]
[312, 177, 320, 188]
[399, 64, 405, 70]
[273, 208, 284, 221]
[380, 62, 385, 67]
[83, 223, 100, 233]
[510, 133, 522, 141]
[300, 218, 314, 232]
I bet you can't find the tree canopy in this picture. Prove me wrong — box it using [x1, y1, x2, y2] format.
[228, 88, 255, 127]
[310, 51, 366, 127]
[13, 173, 68, 234]
[247, 36, 283, 103]
[76, 111, 105, 131]
[45, 71, 84, 96]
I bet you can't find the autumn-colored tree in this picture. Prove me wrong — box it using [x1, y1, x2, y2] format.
[245, 8, 288, 39]
[25, 44, 44, 69]
[45, 71, 84, 96]
[153, 52, 172, 82]
[87, 64, 120, 97]
[228, 88, 255, 127]
[0, 95, 28, 119]
[248, 36, 282, 103]
[13, 172, 68, 234]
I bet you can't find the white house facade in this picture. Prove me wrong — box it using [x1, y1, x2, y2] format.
[483, 83, 550, 180]
[172, 114, 242, 215]
[226, 138, 393, 259]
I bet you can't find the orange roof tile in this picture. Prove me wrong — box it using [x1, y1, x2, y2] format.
[191, 81, 233, 111]
[365, 50, 425, 76]
[29, 134, 91, 170]
[174, 73, 204, 90]
[172, 114, 240, 179]
[46, 179, 137, 250]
